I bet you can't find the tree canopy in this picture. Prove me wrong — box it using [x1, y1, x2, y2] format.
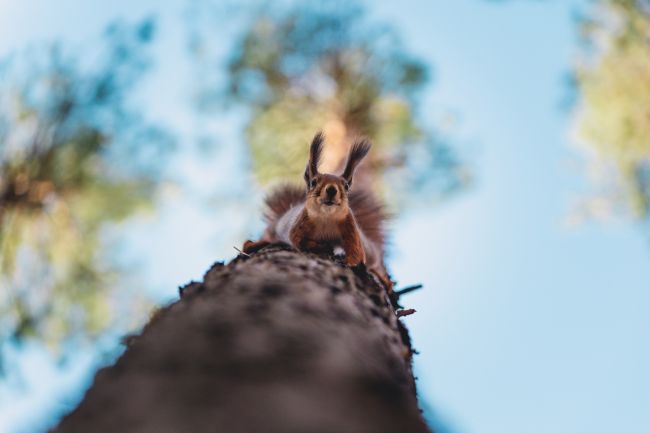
[0, 19, 171, 359]
[573, 0, 650, 220]
[191, 0, 469, 203]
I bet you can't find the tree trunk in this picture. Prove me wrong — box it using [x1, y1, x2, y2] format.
[53, 246, 431, 433]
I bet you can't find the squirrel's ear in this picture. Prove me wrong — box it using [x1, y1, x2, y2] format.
[304, 131, 324, 183]
[342, 138, 371, 185]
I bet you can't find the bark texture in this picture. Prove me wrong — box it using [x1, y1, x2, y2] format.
[53, 246, 430, 433]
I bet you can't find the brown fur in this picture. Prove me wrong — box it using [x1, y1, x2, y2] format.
[244, 133, 390, 289]
[261, 185, 386, 251]
[338, 214, 366, 266]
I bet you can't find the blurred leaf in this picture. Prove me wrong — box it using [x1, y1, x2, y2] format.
[0, 19, 172, 362]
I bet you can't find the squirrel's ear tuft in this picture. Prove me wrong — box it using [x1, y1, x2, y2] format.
[304, 131, 324, 183]
[342, 138, 371, 184]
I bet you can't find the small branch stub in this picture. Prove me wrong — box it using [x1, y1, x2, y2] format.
[396, 308, 417, 318]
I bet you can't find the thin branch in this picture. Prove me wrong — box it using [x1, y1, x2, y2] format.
[233, 246, 250, 257]
[394, 284, 423, 297]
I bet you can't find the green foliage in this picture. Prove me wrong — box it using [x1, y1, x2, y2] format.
[193, 0, 468, 199]
[574, 0, 650, 218]
[0, 19, 170, 354]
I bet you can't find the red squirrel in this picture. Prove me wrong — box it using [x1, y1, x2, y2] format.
[243, 132, 390, 289]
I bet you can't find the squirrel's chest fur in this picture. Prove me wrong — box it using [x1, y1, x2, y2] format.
[304, 209, 346, 238]
[289, 207, 349, 251]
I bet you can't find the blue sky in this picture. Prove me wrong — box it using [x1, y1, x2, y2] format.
[1, 0, 649, 432]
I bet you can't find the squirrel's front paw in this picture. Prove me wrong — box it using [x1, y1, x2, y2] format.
[346, 255, 366, 268]
[242, 239, 270, 254]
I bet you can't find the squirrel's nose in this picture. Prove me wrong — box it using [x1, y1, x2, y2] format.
[326, 185, 337, 198]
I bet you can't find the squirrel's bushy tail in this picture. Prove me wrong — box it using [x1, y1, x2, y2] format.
[349, 189, 388, 248]
[263, 184, 306, 223]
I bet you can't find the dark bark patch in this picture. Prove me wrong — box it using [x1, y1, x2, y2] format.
[329, 285, 342, 295]
[261, 283, 285, 298]
[368, 293, 382, 306]
[357, 374, 408, 408]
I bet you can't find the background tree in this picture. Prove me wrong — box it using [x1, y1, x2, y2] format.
[572, 0, 650, 221]
[189, 0, 469, 205]
[0, 19, 171, 362]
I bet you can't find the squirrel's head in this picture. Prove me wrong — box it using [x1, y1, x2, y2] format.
[303, 132, 370, 218]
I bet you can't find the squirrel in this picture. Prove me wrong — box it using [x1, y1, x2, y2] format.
[242, 132, 391, 289]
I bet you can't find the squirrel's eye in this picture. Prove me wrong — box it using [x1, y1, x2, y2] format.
[310, 179, 317, 189]
[344, 181, 350, 191]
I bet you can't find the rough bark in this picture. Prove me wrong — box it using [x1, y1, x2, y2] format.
[53, 245, 430, 433]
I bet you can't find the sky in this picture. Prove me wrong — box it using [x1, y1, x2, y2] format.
[0, 0, 649, 432]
